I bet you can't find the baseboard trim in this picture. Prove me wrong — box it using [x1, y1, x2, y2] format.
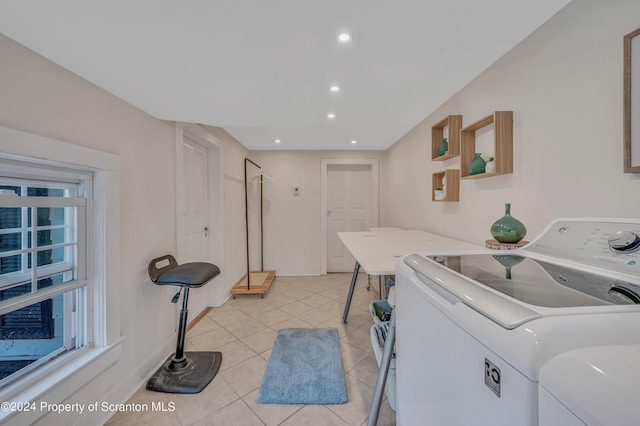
[269, 268, 321, 276]
[73, 334, 176, 426]
[186, 307, 212, 333]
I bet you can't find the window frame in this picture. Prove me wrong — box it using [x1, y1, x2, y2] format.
[0, 190, 87, 303]
[0, 125, 121, 423]
[0, 177, 82, 294]
[0, 172, 90, 387]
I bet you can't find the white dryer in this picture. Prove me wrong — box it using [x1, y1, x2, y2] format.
[538, 343, 640, 426]
[394, 219, 640, 426]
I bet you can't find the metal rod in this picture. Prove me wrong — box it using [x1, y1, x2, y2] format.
[244, 158, 250, 290]
[367, 308, 396, 426]
[174, 287, 190, 362]
[245, 157, 261, 169]
[342, 261, 360, 323]
[260, 163, 264, 272]
[244, 157, 267, 290]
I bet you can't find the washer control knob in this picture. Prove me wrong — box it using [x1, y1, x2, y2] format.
[608, 231, 640, 253]
[608, 286, 640, 304]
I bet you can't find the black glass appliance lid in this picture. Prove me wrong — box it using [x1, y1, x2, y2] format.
[428, 254, 640, 308]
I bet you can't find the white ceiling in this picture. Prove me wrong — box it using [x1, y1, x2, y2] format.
[0, 1, 571, 150]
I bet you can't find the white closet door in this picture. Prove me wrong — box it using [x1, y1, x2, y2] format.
[327, 164, 372, 272]
[180, 136, 209, 315]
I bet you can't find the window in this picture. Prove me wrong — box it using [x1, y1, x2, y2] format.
[0, 163, 90, 387]
[0, 126, 120, 424]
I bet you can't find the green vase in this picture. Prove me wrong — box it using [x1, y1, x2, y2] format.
[437, 138, 448, 156]
[492, 254, 525, 279]
[468, 153, 486, 175]
[490, 203, 527, 243]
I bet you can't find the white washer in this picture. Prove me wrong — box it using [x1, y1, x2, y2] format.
[539, 344, 640, 426]
[394, 219, 640, 426]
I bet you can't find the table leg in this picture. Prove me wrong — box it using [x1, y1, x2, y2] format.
[342, 261, 360, 323]
[367, 308, 396, 426]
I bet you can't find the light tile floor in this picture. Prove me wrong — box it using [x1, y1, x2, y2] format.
[106, 273, 396, 426]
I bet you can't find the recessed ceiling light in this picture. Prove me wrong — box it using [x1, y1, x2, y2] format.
[336, 32, 353, 44]
[351, 140, 357, 144]
[275, 139, 281, 144]
[327, 113, 336, 119]
[330, 85, 340, 92]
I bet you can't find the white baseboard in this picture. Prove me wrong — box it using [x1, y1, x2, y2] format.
[1, 343, 122, 426]
[269, 267, 321, 276]
[274, 272, 322, 277]
[72, 334, 176, 426]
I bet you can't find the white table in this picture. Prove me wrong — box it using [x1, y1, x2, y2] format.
[337, 229, 481, 426]
[339, 229, 481, 322]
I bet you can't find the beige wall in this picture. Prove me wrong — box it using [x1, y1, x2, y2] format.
[3, 0, 640, 422]
[252, 150, 387, 275]
[0, 34, 248, 424]
[385, 0, 640, 245]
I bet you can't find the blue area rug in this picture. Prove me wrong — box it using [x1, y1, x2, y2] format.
[257, 328, 348, 404]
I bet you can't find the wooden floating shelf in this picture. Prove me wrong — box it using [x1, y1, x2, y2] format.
[231, 270, 275, 298]
[432, 169, 460, 202]
[460, 171, 499, 180]
[460, 111, 513, 179]
[432, 115, 462, 161]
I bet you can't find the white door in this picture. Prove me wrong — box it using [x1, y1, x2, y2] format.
[180, 136, 209, 316]
[327, 164, 372, 272]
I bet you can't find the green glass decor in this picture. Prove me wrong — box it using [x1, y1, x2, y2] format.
[490, 203, 527, 243]
[437, 138, 448, 156]
[492, 254, 525, 280]
[468, 153, 486, 175]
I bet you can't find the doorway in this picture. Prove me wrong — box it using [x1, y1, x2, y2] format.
[181, 135, 209, 262]
[321, 159, 379, 274]
[176, 124, 224, 315]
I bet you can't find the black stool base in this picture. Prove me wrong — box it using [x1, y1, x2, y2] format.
[146, 351, 222, 394]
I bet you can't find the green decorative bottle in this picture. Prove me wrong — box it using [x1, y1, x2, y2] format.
[468, 153, 486, 175]
[490, 203, 527, 243]
[437, 138, 448, 156]
[492, 254, 525, 279]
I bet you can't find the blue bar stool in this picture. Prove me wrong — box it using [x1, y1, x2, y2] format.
[146, 255, 222, 394]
